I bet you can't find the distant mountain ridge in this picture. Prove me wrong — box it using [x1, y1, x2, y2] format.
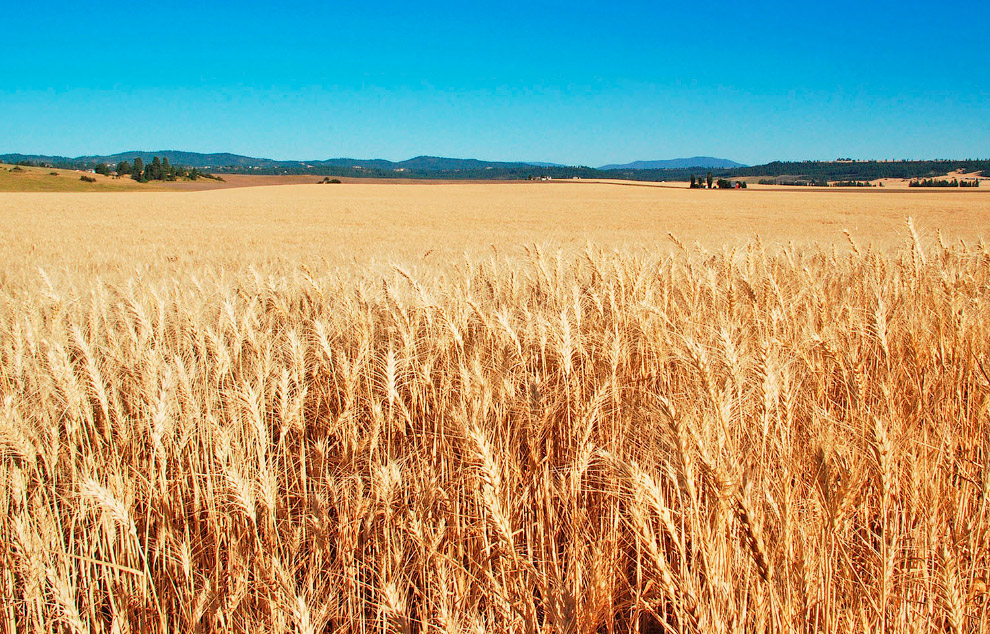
[599, 156, 746, 170]
[0, 151, 566, 172]
[2, 150, 736, 173]
[5, 151, 983, 183]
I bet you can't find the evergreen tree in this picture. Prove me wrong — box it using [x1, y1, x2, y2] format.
[690, 175, 696, 188]
[132, 158, 145, 182]
[150, 156, 163, 181]
[706, 171, 713, 189]
[116, 160, 131, 176]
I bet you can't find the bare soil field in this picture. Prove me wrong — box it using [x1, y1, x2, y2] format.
[3, 182, 990, 632]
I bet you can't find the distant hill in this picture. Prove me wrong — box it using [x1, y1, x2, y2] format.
[0, 151, 568, 173]
[521, 161, 567, 167]
[389, 156, 539, 171]
[3, 151, 986, 183]
[1, 151, 279, 169]
[599, 157, 746, 170]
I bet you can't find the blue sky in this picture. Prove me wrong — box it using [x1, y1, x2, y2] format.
[1, 1, 986, 166]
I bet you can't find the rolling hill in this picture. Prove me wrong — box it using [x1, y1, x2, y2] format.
[0, 151, 568, 172]
[3, 151, 985, 184]
[598, 157, 746, 170]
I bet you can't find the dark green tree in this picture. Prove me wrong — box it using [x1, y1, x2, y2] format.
[706, 171, 713, 189]
[149, 156, 163, 181]
[132, 158, 145, 182]
[116, 161, 131, 175]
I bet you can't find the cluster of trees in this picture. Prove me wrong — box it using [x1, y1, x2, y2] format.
[86, 157, 224, 182]
[689, 173, 714, 189]
[909, 178, 980, 188]
[689, 174, 748, 189]
[716, 179, 747, 189]
[757, 178, 829, 187]
[106, 157, 220, 182]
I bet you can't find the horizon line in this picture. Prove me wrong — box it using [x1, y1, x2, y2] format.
[3, 149, 990, 167]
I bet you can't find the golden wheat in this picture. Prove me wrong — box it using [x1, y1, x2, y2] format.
[1, 208, 989, 632]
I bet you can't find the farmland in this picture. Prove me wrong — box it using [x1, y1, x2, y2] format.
[2, 183, 989, 275]
[2, 183, 990, 632]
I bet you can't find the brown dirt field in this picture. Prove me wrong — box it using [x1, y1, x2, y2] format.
[2, 182, 988, 280]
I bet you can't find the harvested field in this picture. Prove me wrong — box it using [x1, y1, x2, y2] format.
[187, 174, 518, 189]
[2, 183, 990, 632]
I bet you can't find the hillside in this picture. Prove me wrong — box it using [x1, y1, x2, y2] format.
[599, 156, 746, 170]
[0, 163, 152, 192]
[0, 152, 566, 174]
[2, 152, 987, 184]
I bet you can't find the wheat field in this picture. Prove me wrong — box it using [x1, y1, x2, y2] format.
[2, 184, 990, 633]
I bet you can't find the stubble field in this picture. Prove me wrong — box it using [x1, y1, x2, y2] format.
[2, 182, 990, 633]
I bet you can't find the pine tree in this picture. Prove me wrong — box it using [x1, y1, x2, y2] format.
[132, 158, 145, 182]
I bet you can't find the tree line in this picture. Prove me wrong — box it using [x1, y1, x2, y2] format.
[6, 154, 987, 185]
[730, 159, 990, 182]
[832, 180, 878, 187]
[909, 178, 980, 188]
[205, 159, 987, 184]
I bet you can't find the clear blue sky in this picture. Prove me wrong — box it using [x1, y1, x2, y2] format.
[1, 0, 986, 166]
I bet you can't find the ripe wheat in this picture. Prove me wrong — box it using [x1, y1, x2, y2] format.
[1, 226, 989, 632]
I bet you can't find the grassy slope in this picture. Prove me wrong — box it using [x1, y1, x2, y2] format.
[0, 164, 165, 192]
